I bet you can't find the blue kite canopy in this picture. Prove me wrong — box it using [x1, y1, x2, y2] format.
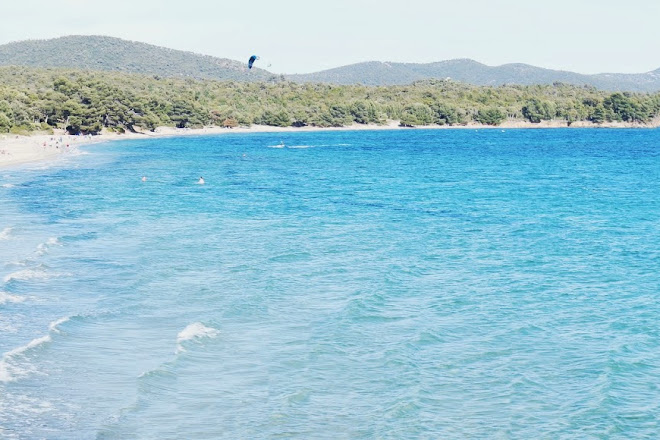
[248, 55, 259, 69]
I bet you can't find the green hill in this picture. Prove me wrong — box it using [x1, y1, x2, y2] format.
[0, 35, 275, 82]
[1, 36, 659, 91]
[287, 60, 660, 92]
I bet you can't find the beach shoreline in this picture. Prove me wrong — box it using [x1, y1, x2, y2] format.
[1, 119, 657, 170]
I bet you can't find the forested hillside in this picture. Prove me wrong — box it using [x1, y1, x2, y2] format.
[288, 60, 660, 92]
[3, 36, 660, 91]
[0, 35, 274, 82]
[1, 66, 658, 134]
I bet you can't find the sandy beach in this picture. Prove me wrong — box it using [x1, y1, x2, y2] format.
[1, 119, 657, 170]
[0, 123, 401, 170]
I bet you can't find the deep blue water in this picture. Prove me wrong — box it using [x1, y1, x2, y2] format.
[1, 128, 659, 439]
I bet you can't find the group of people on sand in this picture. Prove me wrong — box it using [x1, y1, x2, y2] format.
[42, 136, 76, 152]
[141, 176, 204, 184]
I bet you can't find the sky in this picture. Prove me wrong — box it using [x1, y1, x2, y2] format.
[2, 0, 659, 74]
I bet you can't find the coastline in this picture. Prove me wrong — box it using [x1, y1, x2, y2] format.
[1, 119, 657, 170]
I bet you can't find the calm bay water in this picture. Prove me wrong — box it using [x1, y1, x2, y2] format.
[0, 129, 659, 439]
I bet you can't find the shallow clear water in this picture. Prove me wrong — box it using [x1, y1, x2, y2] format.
[1, 129, 659, 439]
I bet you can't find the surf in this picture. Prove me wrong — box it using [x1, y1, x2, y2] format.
[0, 316, 70, 382]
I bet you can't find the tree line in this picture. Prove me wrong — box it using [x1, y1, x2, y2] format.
[1, 67, 659, 134]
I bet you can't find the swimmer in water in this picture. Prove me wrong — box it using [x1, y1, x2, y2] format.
[198, 176, 205, 185]
[141, 176, 147, 182]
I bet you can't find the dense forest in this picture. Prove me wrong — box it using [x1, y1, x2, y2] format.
[1, 66, 659, 135]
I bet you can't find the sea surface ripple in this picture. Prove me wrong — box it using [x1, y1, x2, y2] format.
[0, 129, 659, 439]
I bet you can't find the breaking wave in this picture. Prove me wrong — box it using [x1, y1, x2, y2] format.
[0, 291, 25, 305]
[0, 227, 12, 240]
[0, 317, 70, 383]
[35, 237, 61, 256]
[176, 322, 220, 353]
[3, 266, 60, 283]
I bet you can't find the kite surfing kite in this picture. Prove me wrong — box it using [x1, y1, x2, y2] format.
[248, 55, 259, 69]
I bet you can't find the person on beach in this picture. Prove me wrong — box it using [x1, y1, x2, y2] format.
[198, 176, 205, 185]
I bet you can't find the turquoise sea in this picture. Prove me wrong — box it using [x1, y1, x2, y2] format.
[1, 129, 659, 439]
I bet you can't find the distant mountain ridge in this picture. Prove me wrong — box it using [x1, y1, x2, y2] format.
[1, 36, 659, 91]
[287, 60, 660, 92]
[0, 35, 274, 82]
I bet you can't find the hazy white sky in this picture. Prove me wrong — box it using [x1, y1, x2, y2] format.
[2, 0, 659, 74]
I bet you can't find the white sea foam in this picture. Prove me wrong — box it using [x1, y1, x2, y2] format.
[4, 335, 52, 359]
[0, 317, 69, 382]
[35, 237, 61, 256]
[48, 316, 70, 333]
[268, 144, 342, 149]
[3, 262, 69, 283]
[270, 143, 350, 149]
[0, 291, 25, 305]
[1, 393, 55, 417]
[46, 237, 60, 246]
[63, 149, 87, 157]
[176, 322, 219, 353]
[0, 227, 12, 240]
[5, 258, 30, 268]
[3, 268, 49, 283]
[0, 335, 51, 382]
[1, 183, 15, 188]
